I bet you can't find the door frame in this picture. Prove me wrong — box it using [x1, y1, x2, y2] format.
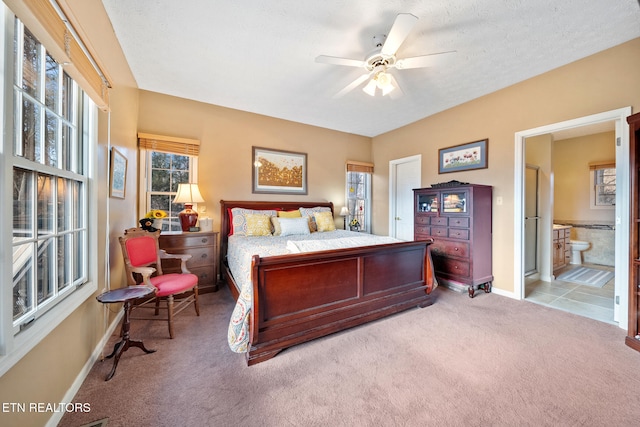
[524, 164, 540, 277]
[514, 106, 631, 327]
[389, 154, 421, 239]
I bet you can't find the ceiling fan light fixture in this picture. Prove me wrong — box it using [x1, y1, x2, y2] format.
[375, 71, 392, 89]
[363, 78, 377, 96]
[382, 83, 395, 96]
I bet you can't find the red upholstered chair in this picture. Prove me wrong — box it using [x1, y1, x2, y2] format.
[119, 228, 199, 338]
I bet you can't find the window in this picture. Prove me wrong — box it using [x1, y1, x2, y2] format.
[138, 134, 200, 231]
[346, 161, 373, 233]
[589, 161, 615, 209]
[7, 17, 94, 335]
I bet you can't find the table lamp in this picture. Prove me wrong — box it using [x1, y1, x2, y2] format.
[339, 206, 350, 230]
[173, 183, 205, 231]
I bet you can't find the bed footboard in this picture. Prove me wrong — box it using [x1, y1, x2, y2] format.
[246, 240, 435, 365]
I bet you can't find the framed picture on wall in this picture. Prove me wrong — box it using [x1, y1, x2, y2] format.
[438, 139, 488, 174]
[109, 147, 127, 198]
[252, 147, 307, 194]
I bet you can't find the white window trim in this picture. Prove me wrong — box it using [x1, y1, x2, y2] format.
[0, 6, 98, 376]
[137, 147, 199, 220]
[589, 169, 615, 210]
[345, 171, 372, 233]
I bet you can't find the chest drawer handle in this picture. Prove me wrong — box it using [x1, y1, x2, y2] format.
[201, 238, 209, 244]
[454, 247, 459, 251]
[201, 253, 208, 259]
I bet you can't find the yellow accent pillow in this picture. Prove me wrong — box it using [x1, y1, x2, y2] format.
[278, 210, 302, 218]
[313, 211, 336, 232]
[245, 214, 272, 236]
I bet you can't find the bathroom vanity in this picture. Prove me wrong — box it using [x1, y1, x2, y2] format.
[552, 225, 571, 272]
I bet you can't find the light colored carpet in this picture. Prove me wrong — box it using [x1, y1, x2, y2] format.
[556, 266, 614, 288]
[59, 287, 640, 427]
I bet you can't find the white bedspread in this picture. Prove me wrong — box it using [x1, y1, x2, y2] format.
[226, 230, 401, 353]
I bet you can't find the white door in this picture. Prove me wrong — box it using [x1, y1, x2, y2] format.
[390, 155, 421, 240]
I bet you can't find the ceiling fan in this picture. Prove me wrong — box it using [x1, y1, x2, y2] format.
[315, 13, 456, 98]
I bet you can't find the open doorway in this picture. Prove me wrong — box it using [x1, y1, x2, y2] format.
[514, 107, 631, 328]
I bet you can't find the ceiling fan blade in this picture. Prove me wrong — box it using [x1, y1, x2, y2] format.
[333, 73, 371, 98]
[381, 13, 418, 56]
[315, 55, 366, 68]
[395, 50, 457, 69]
[388, 74, 404, 99]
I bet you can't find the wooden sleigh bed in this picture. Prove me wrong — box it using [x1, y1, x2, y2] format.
[220, 200, 436, 365]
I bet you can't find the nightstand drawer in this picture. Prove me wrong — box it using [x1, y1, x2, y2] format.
[172, 247, 213, 268]
[162, 233, 215, 249]
[188, 266, 215, 286]
[158, 231, 219, 293]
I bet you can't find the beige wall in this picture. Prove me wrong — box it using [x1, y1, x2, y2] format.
[0, 2, 140, 425]
[136, 90, 372, 230]
[1, 1, 638, 423]
[371, 38, 640, 294]
[553, 131, 616, 223]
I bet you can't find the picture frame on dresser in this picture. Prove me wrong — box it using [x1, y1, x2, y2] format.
[438, 139, 488, 174]
[252, 146, 307, 194]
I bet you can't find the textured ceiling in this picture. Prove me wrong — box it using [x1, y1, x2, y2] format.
[101, 0, 640, 137]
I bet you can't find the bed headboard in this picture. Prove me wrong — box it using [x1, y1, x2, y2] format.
[219, 200, 334, 267]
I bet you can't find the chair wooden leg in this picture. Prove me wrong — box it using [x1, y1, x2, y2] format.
[166, 295, 175, 339]
[193, 286, 200, 316]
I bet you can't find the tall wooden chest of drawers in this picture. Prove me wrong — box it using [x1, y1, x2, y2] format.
[413, 184, 493, 297]
[158, 231, 219, 293]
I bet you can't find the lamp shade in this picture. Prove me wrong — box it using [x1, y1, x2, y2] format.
[339, 206, 349, 216]
[173, 183, 204, 204]
[173, 183, 205, 231]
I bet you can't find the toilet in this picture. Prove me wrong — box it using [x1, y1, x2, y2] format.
[569, 240, 590, 265]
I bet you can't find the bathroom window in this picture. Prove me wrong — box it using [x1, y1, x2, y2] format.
[591, 166, 616, 208]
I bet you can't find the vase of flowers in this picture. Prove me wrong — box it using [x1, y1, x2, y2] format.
[140, 209, 168, 232]
[349, 218, 360, 232]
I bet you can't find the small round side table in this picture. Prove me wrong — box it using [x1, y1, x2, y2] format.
[96, 286, 157, 381]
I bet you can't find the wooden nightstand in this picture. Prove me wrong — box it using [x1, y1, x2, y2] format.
[158, 231, 219, 293]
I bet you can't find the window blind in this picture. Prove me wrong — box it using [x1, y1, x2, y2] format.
[589, 160, 615, 170]
[346, 160, 374, 173]
[5, 0, 111, 109]
[138, 133, 201, 156]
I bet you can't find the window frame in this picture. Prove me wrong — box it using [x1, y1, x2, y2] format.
[590, 167, 616, 210]
[0, 7, 98, 377]
[345, 170, 372, 233]
[138, 147, 199, 231]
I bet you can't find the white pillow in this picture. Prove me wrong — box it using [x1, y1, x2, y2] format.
[278, 217, 311, 236]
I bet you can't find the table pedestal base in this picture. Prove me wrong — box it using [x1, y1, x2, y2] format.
[104, 300, 155, 381]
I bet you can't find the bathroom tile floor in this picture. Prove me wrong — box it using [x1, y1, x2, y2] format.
[525, 263, 615, 325]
